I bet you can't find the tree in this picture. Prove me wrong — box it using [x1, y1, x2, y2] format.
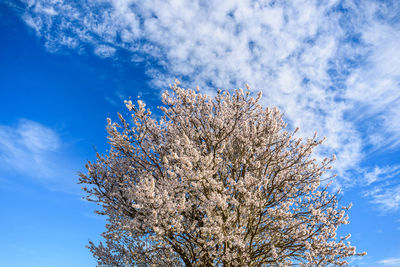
[79, 81, 365, 266]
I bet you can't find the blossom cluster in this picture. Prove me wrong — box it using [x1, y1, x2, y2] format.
[79, 81, 365, 266]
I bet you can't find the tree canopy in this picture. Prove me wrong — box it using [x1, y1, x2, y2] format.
[79, 81, 365, 266]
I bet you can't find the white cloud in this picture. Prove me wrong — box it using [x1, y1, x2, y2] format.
[17, 119, 60, 152]
[378, 257, 400, 266]
[0, 119, 60, 177]
[9, 0, 400, 188]
[365, 185, 400, 212]
[94, 44, 116, 58]
[362, 165, 400, 211]
[363, 166, 400, 186]
[0, 119, 79, 193]
[346, 21, 400, 149]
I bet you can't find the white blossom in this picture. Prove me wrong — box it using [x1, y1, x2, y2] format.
[80, 81, 365, 266]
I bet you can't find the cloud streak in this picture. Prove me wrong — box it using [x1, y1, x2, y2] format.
[8, 0, 400, 205]
[0, 119, 60, 178]
[362, 165, 400, 212]
[0, 119, 79, 193]
[378, 257, 400, 266]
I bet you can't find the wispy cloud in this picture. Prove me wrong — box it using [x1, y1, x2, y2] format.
[94, 44, 116, 58]
[8, 0, 400, 189]
[363, 166, 400, 186]
[378, 257, 400, 266]
[0, 119, 60, 178]
[362, 165, 400, 212]
[0, 119, 78, 193]
[346, 20, 400, 150]
[365, 184, 400, 212]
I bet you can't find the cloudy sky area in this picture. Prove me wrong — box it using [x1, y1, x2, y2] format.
[1, 0, 400, 266]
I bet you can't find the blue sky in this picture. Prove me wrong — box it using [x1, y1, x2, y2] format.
[1, 0, 400, 266]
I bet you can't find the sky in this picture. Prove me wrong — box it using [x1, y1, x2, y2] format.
[1, 0, 400, 266]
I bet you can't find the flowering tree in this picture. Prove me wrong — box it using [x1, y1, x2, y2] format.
[79, 81, 365, 266]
